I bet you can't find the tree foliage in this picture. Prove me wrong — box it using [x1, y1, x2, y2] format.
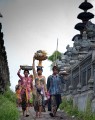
[48, 50, 61, 62]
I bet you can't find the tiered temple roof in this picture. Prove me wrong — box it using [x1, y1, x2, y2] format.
[75, 0, 94, 32]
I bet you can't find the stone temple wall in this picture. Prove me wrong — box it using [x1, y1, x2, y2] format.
[0, 22, 10, 93]
[55, 0, 95, 112]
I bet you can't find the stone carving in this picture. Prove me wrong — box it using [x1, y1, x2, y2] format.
[66, 45, 72, 52]
[74, 36, 80, 46]
[86, 21, 95, 37]
[80, 31, 91, 51]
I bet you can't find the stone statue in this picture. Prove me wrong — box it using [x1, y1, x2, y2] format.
[80, 31, 91, 50]
[73, 36, 81, 51]
[86, 21, 95, 37]
[66, 45, 72, 52]
[82, 31, 87, 40]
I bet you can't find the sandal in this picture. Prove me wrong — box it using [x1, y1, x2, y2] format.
[49, 113, 54, 117]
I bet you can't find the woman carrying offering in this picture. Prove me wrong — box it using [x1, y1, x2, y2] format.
[17, 67, 33, 117]
[32, 55, 47, 118]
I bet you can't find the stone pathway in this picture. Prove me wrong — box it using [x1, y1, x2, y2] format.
[18, 107, 78, 120]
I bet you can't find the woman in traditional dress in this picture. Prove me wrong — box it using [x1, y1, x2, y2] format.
[17, 67, 33, 117]
[32, 56, 47, 118]
[15, 79, 22, 107]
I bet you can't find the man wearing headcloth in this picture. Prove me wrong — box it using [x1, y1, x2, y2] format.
[47, 65, 65, 117]
[32, 57, 47, 118]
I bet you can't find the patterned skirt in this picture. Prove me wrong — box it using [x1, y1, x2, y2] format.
[33, 91, 43, 112]
[51, 94, 62, 116]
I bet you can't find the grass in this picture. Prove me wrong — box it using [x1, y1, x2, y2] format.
[59, 97, 95, 120]
[0, 87, 20, 120]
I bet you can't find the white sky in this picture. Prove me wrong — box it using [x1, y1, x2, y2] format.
[0, 0, 95, 91]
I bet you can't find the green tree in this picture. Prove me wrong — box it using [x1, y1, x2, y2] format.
[48, 50, 62, 62]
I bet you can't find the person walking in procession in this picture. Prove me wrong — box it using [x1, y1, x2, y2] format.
[32, 56, 47, 118]
[47, 65, 65, 117]
[17, 67, 33, 117]
[15, 79, 22, 107]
